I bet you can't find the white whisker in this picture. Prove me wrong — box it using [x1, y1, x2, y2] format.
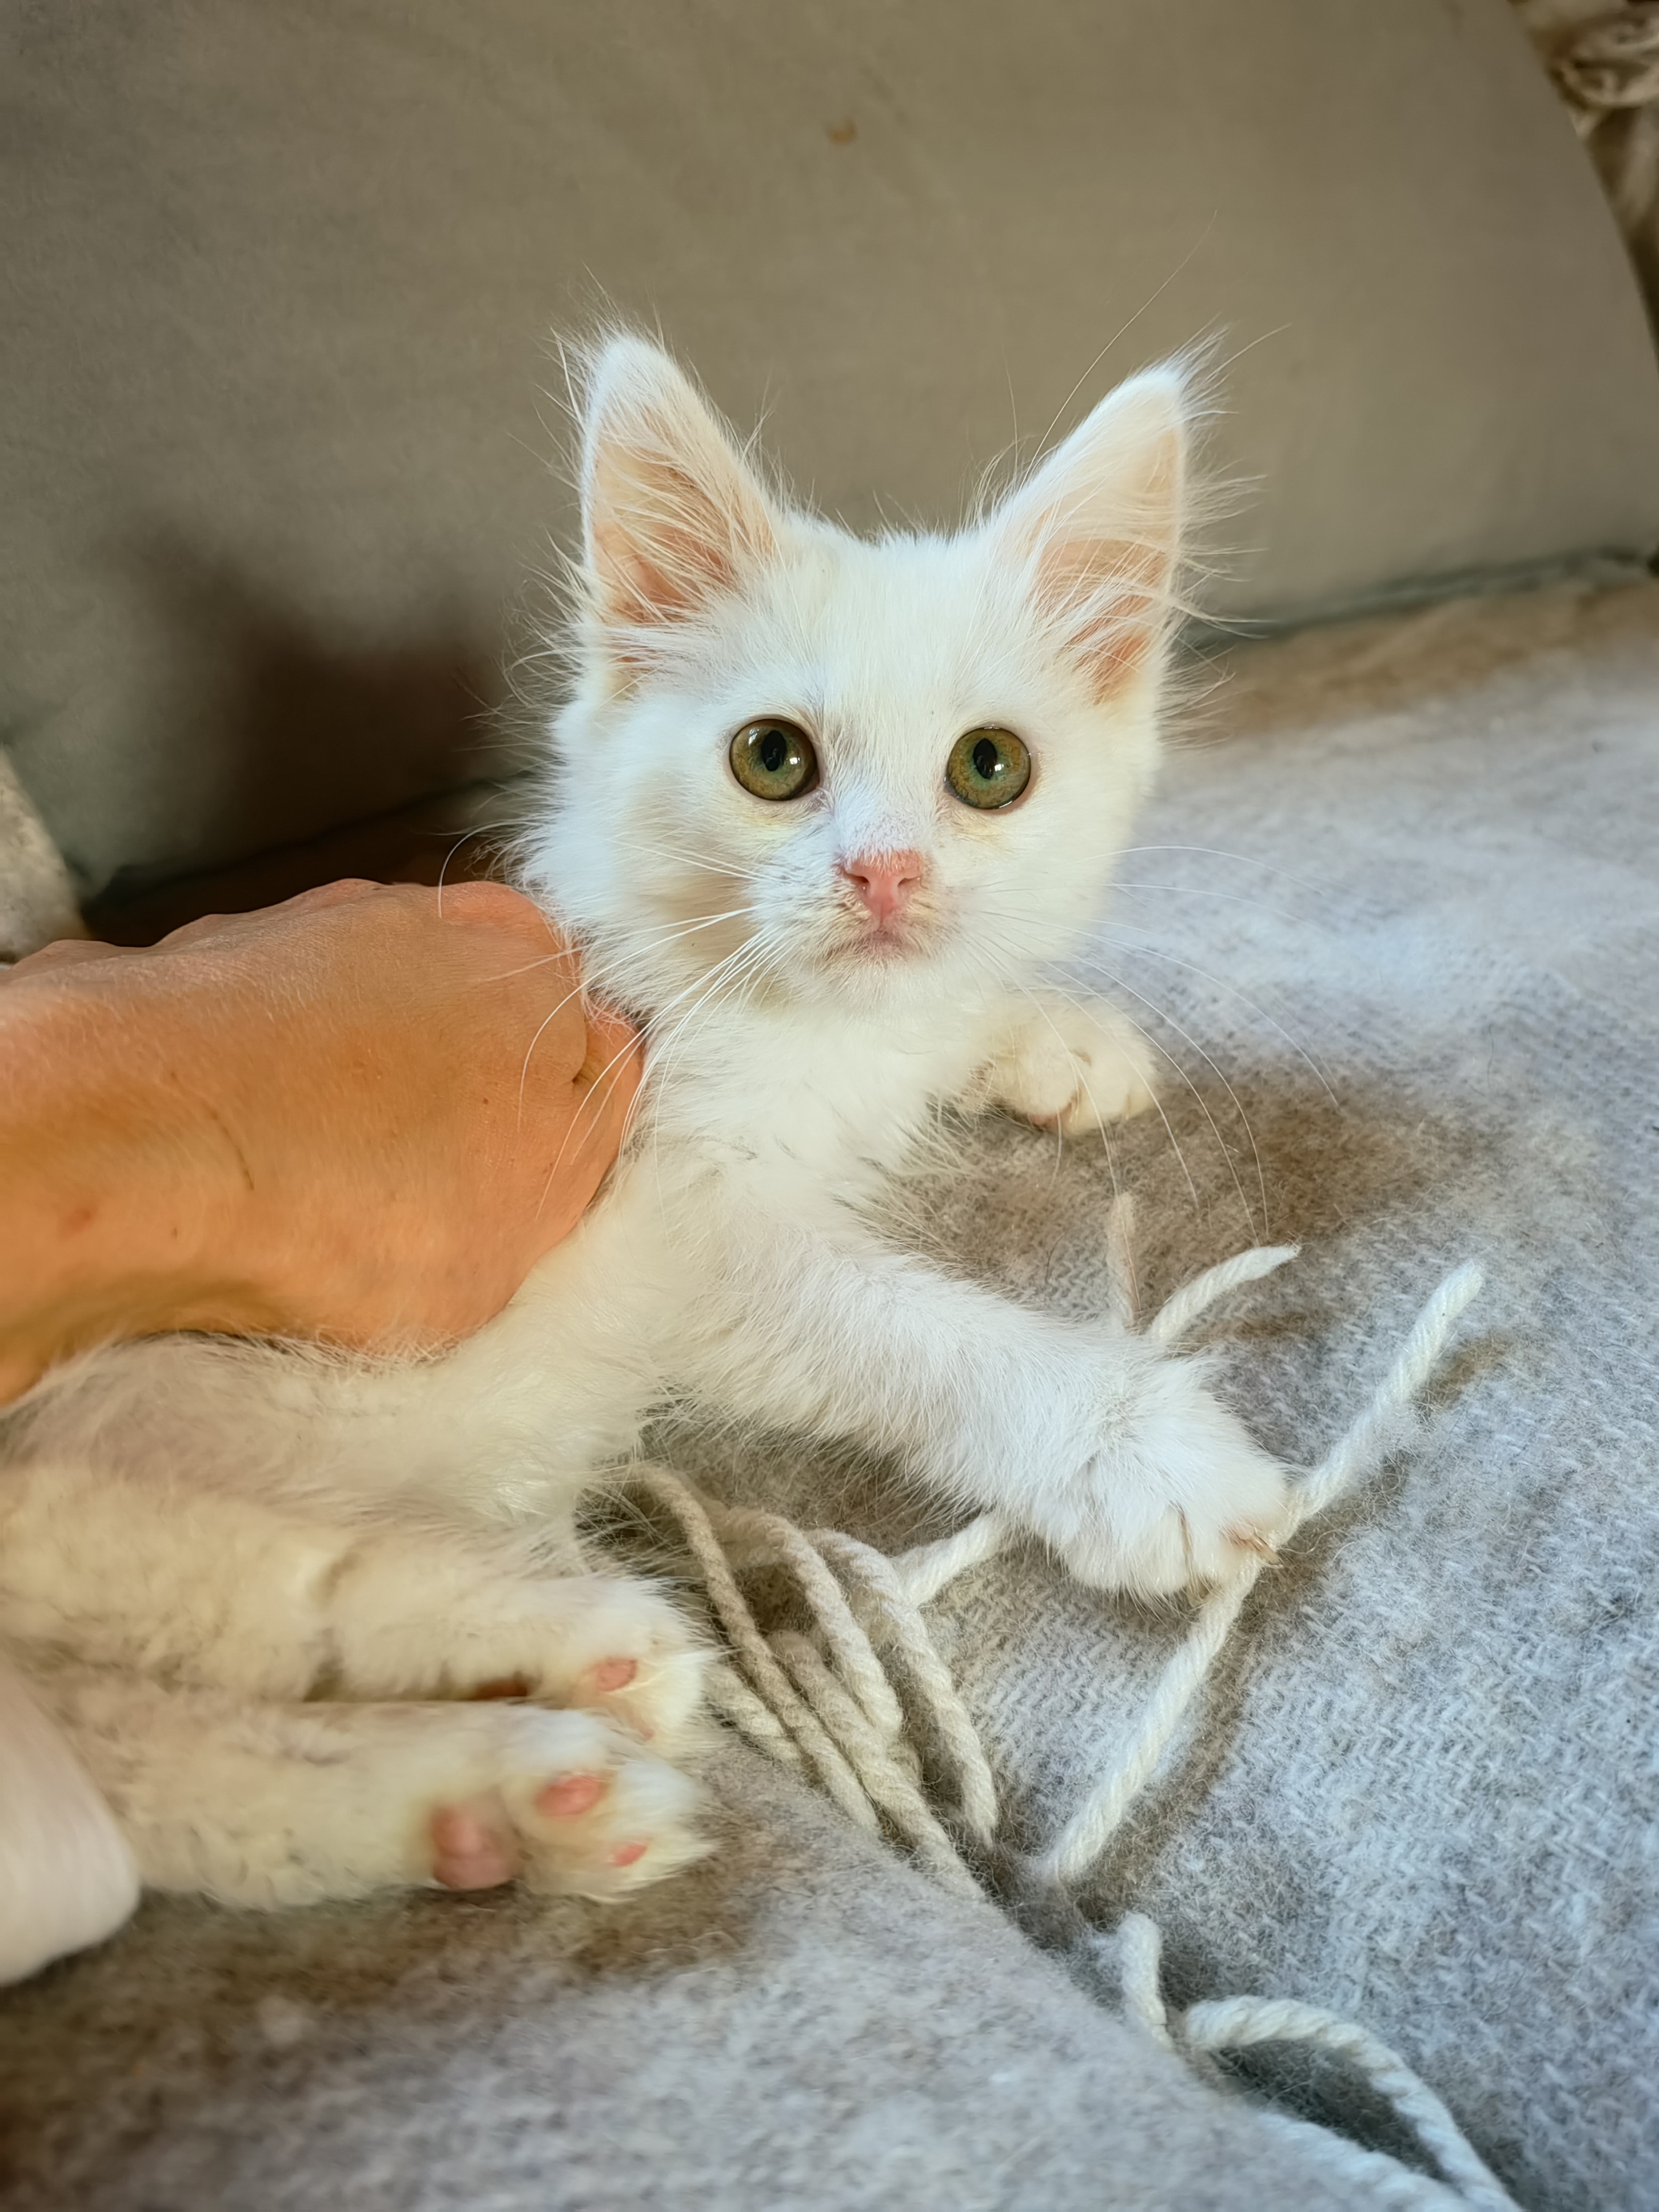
[1061, 967, 1267, 1238]
[1115, 844, 1341, 900]
[1090, 932, 1337, 1106]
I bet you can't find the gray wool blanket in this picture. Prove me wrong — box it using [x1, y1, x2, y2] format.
[2, 579, 1655, 2210]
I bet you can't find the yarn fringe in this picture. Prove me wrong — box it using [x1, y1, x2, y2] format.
[1118, 1916, 1517, 2211]
[617, 1207, 1504, 2205]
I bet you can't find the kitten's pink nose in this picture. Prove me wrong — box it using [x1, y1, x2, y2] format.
[839, 850, 926, 927]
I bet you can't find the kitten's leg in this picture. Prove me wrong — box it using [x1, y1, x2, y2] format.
[320, 1529, 709, 1754]
[966, 991, 1157, 1132]
[4, 1191, 664, 1531]
[683, 1201, 1288, 1599]
[37, 1672, 707, 1908]
[0, 1462, 706, 1751]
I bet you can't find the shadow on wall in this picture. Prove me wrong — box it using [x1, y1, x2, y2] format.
[88, 538, 523, 941]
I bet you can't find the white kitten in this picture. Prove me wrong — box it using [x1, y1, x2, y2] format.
[0, 338, 1287, 1941]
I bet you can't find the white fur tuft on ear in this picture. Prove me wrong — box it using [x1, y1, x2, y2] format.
[578, 336, 779, 639]
[994, 367, 1190, 700]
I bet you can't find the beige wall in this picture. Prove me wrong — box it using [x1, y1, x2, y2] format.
[4, 0, 1657, 895]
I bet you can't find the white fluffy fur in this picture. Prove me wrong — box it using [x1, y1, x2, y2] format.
[0, 337, 1288, 1946]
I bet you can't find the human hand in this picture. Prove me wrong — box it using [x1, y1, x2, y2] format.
[0, 880, 639, 1402]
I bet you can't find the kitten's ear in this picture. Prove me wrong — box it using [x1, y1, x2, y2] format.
[578, 336, 779, 637]
[993, 367, 1189, 700]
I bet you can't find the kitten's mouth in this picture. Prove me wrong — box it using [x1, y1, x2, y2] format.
[823, 916, 932, 967]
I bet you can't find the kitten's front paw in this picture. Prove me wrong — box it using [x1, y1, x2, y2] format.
[426, 1706, 708, 1902]
[1013, 1343, 1290, 1599]
[976, 994, 1157, 1135]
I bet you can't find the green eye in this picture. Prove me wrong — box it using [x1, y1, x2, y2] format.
[946, 727, 1031, 810]
[730, 718, 819, 802]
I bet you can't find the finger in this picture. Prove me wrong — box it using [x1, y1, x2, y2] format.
[582, 1035, 643, 1164]
[3, 939, 125, 982]
[517, 1016, 642, 1264]
[580, 996, 642, 1098]
[279, 878, 382, 912]
[0, 1345, 47, 1409]
[437, 880, 558, 942]
[156, 880, 387, 950]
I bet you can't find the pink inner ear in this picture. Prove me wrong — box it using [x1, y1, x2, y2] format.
[595, 453, 752, 627]
[1038, 533, 1173, 699]
[589, 413, 777, 639]
[596, 515, 736, 627]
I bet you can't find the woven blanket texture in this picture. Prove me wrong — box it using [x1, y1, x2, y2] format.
[2, 578, 1655, 2210]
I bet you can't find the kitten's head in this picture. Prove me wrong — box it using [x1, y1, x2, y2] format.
[527, 335, 1194, 1025]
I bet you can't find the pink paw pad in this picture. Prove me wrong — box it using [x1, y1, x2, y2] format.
[611, 1840, 648, 1869]
[588, 1657, 638, 1693]
[537, 1772, 605, 1819]
[431, 1805, 518, 1890]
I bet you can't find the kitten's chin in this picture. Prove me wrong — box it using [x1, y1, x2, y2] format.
[799, 927, 976, 1016]
[813, 926, 933, 987]
[830, 932, 919, 968]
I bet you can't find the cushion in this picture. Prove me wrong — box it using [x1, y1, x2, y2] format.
[4, 0, 1656, 900]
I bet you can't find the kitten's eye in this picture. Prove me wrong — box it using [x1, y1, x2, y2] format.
[730, 718, 819, 802]
[946, 727, 1031, 810]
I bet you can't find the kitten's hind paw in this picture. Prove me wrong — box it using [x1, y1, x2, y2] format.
[431, 1799, 521, 1890]
[426, 1706, 709, 1903]
[329, 1557, 710, 1758]
[552, 1585, 711, 1754]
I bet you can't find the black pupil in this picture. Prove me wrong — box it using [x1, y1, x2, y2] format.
[759, 728, 790, 774]
[971, 735, 1002, 780]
